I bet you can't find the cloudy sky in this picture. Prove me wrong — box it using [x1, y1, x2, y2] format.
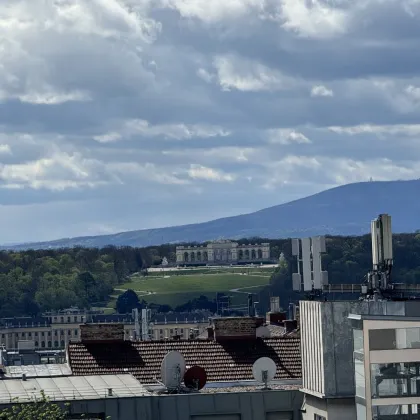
[2, 0, 420, 243]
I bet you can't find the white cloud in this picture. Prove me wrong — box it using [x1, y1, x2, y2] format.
[213, 54, 294, 92]
[94, 120, 230, 142]
[159, 0, 264, 23]
[278, 0, 350, 39]
[328, 124, 420, 136]
[197, 68, 215, 83]
[0, 144, 11, 155]
[187, 164, 235, 182]
[267, 129, 311, 144]
[18, 88, 91, 105]
[311, 85, 334, 97]
[264, 155, 420, 189]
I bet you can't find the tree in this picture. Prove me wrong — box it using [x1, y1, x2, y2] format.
[116, 289, 141, 314]
[0, 390, 69, 420]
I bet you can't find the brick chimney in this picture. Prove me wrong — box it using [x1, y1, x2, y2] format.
[267, 311, 287, 325]
[211, 317, 264, 341]
[284, 319, 298, 334]
[80, 323, 124, 343]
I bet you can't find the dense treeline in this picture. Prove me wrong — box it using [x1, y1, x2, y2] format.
[3, 233, 420, 317]
[0, 246, 146, 317]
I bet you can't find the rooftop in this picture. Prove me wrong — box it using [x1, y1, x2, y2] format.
[68, 337, 301, 384]
[4, 363, 72, 379]
[0, 374, 150, 404]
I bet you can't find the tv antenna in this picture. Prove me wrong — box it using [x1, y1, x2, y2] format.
[160, 351, 186, 392]
[252, 357, 276, 390]
[184, 365, 207, 391]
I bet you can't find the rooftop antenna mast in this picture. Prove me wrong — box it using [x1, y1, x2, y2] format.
[292, 236, 328, 299]
[361, 214, 394, 300]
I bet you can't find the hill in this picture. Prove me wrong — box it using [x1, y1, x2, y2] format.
[4, 179, 420, 250]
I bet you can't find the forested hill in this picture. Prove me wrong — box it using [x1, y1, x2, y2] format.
[5, 179, 420, 250]
[3, 233, 420, 318]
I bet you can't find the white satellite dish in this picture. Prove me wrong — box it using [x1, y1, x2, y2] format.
[160, 351, 186, 391]
[252, 357, 276, 389]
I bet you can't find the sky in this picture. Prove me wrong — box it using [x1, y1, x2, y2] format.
[2, 0, 420, 243]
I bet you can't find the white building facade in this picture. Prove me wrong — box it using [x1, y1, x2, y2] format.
[176, 240, 270, 264]
[350, 314, 420, 420]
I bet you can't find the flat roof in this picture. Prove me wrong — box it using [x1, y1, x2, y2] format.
[348, 313, 420, 322]
[5, 364, 72, 378]
[0, 374, 150, 404]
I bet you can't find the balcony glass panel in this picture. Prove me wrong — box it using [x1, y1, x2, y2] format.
[371, 362, 420, 398]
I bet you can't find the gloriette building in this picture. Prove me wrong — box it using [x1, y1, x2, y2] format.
[176, 240, 270, 265]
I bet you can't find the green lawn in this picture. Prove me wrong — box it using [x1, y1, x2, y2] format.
[119, 273, 271, 294]
[112, 271, 273, 309]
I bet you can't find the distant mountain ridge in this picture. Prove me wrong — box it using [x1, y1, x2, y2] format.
[4, 180, 420, 250]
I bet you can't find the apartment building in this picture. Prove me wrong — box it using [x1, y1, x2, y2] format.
[0, 308, 210, 351]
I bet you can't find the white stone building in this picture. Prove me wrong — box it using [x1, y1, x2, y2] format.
[175, 240, 270, 264]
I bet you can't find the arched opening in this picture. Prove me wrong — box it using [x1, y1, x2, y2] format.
[54, 341, 58, 348]
[245, 249, 250, 259]
[251, 249, 256, 259]
[238, 250, 243, 260]
[203, 251, 208, 261]
[197, 251, 201, 261]
[35, 341, 39, 347]
[41, 341, 45, 348]
[60, 340, 65, 347]
[184, 252, 189, 262]
[190, 252, 195, 262]
[258, 249, 263, 259]
[48, 341, 52, 348]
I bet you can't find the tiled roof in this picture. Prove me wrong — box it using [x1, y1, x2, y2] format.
[67, 337, 301, 383]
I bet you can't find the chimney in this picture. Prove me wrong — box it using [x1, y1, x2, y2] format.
[270, 297, 280, 313]
[211, 317, 264, 341]
[80, 323, 124, 343]
[207, 327, 214, 340]
[267, 312, 287, 325]
[284, 320, 297, 334]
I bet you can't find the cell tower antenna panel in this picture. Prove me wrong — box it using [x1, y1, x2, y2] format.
[252, 357, 277, 389]
[301, 238, 312, 292]
[160, 351, 186, 391]
[291, 239, 300, 257]
[312, 236, 323, 290]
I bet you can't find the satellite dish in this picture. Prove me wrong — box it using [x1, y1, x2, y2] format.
[252, 357, 276, 389]
[160, 351, 186, 391]
[184, 365, 207, 390]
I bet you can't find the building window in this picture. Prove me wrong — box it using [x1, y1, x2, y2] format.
[41, 332, 45, 337]
[67, 317, 71, 323]
[48, 331, 51, 337]
[34, 332, 38, 337]
[353, 329, 364, 354]
[54, 341, 58, 348]
[47, 341, 52, 348]
[28, 332, 31, 337]
[74, 330, 78, 335]
[355, 358, 365, 398]
[314, 415, 326, 420]
[372, 404, 419, 418]
[54, 330, 58, 336]
[60, 317, 64, 323]
[68, 330, 71, 335]
[74, 316, 77, 323]
[60, 340, 65, 347]
[369, 327, 420, 351]
[41, 341, 45, 348]
[371, 362, 420, 398]
[35, 341, 39, 347]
